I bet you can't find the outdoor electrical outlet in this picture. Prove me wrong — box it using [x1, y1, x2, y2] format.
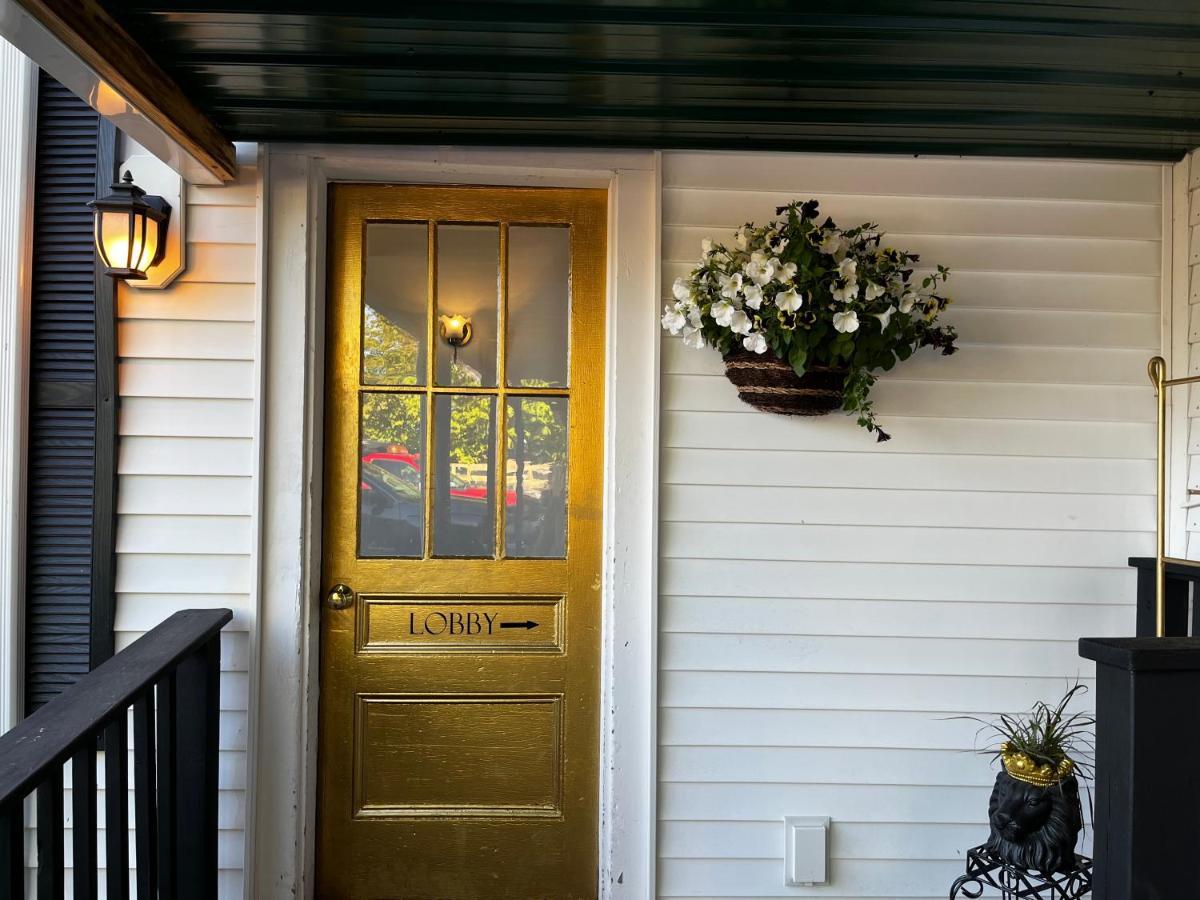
[785, 816, 830, 886]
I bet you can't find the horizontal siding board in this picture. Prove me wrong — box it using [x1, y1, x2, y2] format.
[115, 514, 253, 553]
[662, 522, 1152, 567]
[661, 559, 1134, 605]
[662, 411, 1155, 457]
[176, 242, 257, 284]
[661, 633, 1092, 679]
[661, 448, 1154, 496]
[117, 281, 256, 322]
[113, 553, 251, 595]
[186, 203, 257, 245]
[119, 358, 254, 399]
[661, 152, 1163, 203]
[119, 397, 254, 438]
[661, 485, 1154, 531]
[662, 188, 1161, 241]
[114, 593, 253, 631]
[659, 671, 1097, 714]
[660, 596, 1133, 642]
[117, 320, 255, 360]
[116, 475, 252, 515]
[118, 436, 254, 476]
[658, 857, 968, 897]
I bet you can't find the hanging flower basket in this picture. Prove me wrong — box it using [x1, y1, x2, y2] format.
[662, 198, 959, 441]
[723, 349, 847, 416]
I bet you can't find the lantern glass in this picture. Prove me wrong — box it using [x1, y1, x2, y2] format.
[96, 206, 161, 278]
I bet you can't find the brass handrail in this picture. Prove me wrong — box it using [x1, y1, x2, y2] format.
[1147, 356, 1200, 637]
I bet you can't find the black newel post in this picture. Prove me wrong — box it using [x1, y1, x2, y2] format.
[1079, 637, 1200, 900]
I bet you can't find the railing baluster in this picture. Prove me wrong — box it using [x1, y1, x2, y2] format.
[104, 715, 129, 900]
[175, 638, 220, 900]
[0, 801, 23, 897]
[71, 744, 98, 899]
[35, 768, 64, 899]
[156, 673, 176, 898]
[132, 692, 157, 897]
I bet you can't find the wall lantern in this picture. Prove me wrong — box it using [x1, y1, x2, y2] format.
[89, 151, 187, 289]
[90, 171, 170, 280]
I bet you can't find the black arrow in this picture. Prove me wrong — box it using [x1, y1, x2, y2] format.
[500, 620, 539, 630]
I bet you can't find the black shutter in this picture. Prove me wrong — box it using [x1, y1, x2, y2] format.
[23, 72, 118, 712]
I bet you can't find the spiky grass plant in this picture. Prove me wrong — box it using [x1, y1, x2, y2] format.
[964, 683, 1095, 784]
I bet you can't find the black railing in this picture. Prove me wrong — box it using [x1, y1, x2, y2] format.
[0, 608, 231, 899]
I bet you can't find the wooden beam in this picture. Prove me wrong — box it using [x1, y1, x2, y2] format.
[8, 0, 236, 183]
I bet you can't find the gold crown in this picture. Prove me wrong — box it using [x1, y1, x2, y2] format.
[1000, 742, 1074, 788]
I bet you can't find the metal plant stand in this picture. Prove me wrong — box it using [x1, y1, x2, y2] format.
[949, 845, 1093, 899]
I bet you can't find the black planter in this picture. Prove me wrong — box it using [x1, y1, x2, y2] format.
[985, 769, 1083, 875]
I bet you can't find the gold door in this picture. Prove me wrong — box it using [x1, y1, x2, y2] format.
[317, 185, 606, 900]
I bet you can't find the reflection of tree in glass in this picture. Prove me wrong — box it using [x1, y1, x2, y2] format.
[448, 396, 492, 464]
[363, 306, 420, 385]
[362, 394, 423, 452]
[508, 399, 567, 464]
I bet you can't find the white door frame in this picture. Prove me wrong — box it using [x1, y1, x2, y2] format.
[0, 41, 38, 733]
[251, 145, 661, 900]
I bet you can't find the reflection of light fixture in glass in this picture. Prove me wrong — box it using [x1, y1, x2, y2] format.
[89, 172, 171, 280]
[439, 313, 473, 348]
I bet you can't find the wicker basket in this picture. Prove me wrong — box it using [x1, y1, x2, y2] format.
[723, 349, 847, 416]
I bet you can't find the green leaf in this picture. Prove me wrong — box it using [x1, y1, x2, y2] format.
[789, 344, 808, 375]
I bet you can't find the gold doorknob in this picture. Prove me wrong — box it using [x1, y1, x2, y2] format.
[325, 583, 355, 610]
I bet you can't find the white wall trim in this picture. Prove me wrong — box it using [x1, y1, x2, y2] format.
[0, 39, 37, 732]
[1168, 161, 1190, 558]
[252, 145, 660, 900]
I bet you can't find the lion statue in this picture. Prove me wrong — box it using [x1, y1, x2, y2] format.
[986, 770, 1083, 873]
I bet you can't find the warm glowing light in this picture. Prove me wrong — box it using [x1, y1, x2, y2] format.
[89, 172, 170, 280]
[438, 313, 474, 347]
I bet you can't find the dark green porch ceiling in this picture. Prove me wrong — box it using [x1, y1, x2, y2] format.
[99, 1, 1200, 161]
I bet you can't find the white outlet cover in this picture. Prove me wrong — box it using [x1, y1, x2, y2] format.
[785, 816, 830, 886]
[119, 153, 185, 289]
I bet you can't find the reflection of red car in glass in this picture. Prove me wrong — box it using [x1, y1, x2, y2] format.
[362, 451, 517, 506]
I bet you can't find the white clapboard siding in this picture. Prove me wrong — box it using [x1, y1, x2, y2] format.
[658, 151, 1159, 899]
[112, 160, 259, 897]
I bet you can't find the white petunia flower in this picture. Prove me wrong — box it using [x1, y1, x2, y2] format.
[701, 237, 713, 255]
[682, 327, 706, 349]
[686, 304, 703, 329]
[775, 260, 797, 282]
[864, 282, 885, 301]
[819, 231, 844, 257]
[832, 310, 860, 333]
[831, 281, 858, 303]
[743, 331, 768, 354]
[734, 227, 750, 251]
[771, 237, 789, 254]
[742, 283, 764, 309]
[838, 257, 858, 280]
[776, 288, 804, 312]
[874, 307, 895, 331]
[711, 300, 737, 327]
[661, 305, 687, 334]
[672, 277, 691, 301]
[718, 272, 744, 301]
[729, 309, 753, 335]
[899, 291, 918, 314]
[744, 251, 775, 286]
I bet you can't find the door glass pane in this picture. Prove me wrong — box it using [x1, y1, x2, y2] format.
[359, 394, 425, 558]
[433, 394, 496, 557]
[506, 397, 568, 559]
[436, 225, 498, 387]
[363, 224, 427, 386]
[507, 226, 570, 388]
